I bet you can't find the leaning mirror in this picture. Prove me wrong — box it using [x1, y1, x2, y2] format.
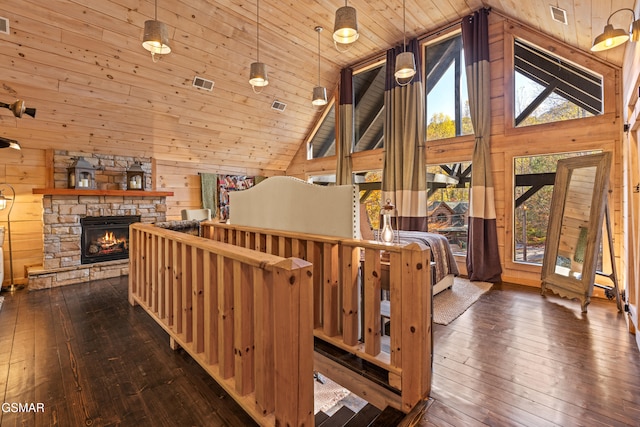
[540, 152, 612, 312]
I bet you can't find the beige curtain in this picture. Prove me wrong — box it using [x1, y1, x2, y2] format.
[462, 8, 502, 282]
[381, 39, 427, 231]
[199, 172, 218, 218]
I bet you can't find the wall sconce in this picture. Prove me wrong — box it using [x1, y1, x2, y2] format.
[395, 0, 416, 85]
[0, 183, 22, 292]
[142, 0, 171, 62]
[67, 157, 96, 189]
[126, 162, 146, 190]
[591, 8, 640, 52]
[0, 137, 20, 150]
[333, 0, 359, 51]
[312, 26, 328, 106]
[249, 0, 269, 93]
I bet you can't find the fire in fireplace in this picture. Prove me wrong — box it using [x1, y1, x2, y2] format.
[80, 215, 140, 264]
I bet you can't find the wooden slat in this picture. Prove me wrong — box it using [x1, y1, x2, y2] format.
[322, 242, 339, 337]
[363, 247, 382, 356]
[218, 255, 234, 379]
[192, 247, 205, 354]
[233, 260, 254, 396]
[341, 245, 360, 346]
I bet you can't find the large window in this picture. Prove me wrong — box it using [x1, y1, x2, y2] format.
[514, 39, 602, 128]
[307, 104, 336, 159]
[353, 64, 386, 152]
[425, 33, 471, 141]
[513, 151, 600, 265]
[427, 162, 471, 254]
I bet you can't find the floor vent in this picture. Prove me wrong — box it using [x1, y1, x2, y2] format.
[550, 6, 568, 25]
[192, 76, 214, 91]
[0, 17, 9, 35]
[271, 100, 286, 112]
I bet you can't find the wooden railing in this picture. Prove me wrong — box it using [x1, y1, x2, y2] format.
[202, 222, 432, 413]
[128, 223, 314, 427]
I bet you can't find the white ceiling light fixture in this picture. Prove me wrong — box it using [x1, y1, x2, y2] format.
[591, 8, 640, 52]
[142, 0, 171, 62]
[333, 0, 359, 51]
[394, 0, 416, 85]
[312, 26, 328, 107]
[249, 0, 269, 93]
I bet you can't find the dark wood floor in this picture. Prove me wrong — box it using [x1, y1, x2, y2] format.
[1, 278, 639, 426]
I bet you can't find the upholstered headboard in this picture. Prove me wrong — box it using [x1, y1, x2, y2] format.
[229, 176, 360, 239]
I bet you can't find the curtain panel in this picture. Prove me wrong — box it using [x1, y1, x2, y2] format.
[381, 39, 428, 232]
[336, 67, 354, 185]
[200, 172, 218, 218]
[462, 8, 502, 282]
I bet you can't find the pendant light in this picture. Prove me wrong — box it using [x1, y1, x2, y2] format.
[142, 0, 171, 62]
[312, 26, 328, 107]
[249, 0, 269, 93]
[394, 0, 416, 85]
[333, 0, 359, 51]
[591, 8, 640, 52]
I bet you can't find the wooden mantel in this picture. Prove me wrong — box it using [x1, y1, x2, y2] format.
[32, 188, 174, 197]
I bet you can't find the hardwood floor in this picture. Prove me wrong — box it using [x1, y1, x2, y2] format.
[0, 276, 257, 427]
[0, 278, 638, 426]
[421, 282, 640, 427]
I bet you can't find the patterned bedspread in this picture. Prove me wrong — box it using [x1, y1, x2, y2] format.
[376, 230, 460, 284]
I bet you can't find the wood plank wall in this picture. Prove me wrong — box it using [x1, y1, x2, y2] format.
[0, 148, 46, 287]
[622, 3, 640, 349]
[286, 13, 625, 290]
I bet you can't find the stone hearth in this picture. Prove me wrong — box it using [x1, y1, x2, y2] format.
[28, 194, 167, 289]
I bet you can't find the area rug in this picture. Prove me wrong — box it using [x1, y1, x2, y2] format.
[314, 374, 351, 414]
[433, 277, 492, 325]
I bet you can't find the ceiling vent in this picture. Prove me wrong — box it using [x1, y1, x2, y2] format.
[271, 100, 286, 112]
[550, 6, 568, 25]
[192, 76, 214, 91]
[0, 17, 9, 35]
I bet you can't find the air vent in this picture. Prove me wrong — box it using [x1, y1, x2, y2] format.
[271, 100, 286, 112]
[192, 76, 214, 91]
[0, 17, 9, 35]
[550, 6, 568, 25]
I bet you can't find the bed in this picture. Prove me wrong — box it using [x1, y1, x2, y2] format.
[229, 176, 458, 294]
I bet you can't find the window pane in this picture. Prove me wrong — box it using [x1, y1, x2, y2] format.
[427, 162, 471, 254]
[307, 104, 336, 159]
[358, 170, 383, 229]
[514, 39, 601, 127]
[354, 64, 386, 152]
[425, 33, 471, 141]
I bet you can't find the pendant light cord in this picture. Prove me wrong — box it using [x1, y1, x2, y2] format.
[154, 0, 158, 21]
[403, 0, 407, 52]
[256, 0, 260, 62]
[317, 28, 321, 86]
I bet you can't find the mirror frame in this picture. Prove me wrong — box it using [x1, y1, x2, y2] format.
[540, 151, 612, 312]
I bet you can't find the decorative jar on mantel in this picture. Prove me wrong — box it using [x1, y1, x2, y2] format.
[67, 157, 96, 189]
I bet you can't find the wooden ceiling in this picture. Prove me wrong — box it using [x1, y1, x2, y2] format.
[0, 0, 633, 174]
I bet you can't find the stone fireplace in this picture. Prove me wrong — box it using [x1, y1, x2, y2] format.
[28, 152, 172, 289]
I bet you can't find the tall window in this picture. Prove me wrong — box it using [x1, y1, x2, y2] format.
[353, 63, 386, 152]
[427, 162, 471, 254]
[425, 33, 471, 141]
[513, 151, 600, 264]
[307, 104, 336, 159]
[514, 39, 602, 127]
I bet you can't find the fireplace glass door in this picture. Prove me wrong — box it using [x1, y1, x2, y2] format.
[80, 215, 140, 264]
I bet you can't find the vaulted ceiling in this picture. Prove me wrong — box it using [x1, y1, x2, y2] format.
[0, 1, 634, 174]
